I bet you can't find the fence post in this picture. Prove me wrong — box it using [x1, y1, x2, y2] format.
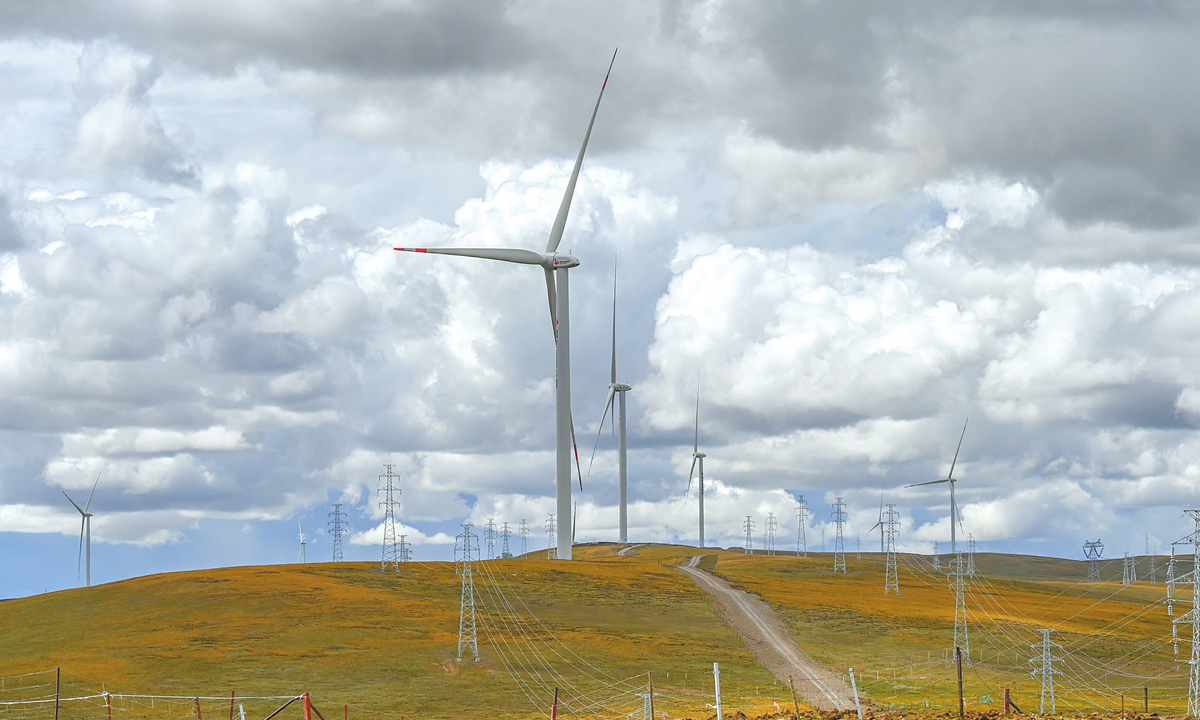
[789, 676, 800, 718]
[229, 691, 235, 720]
[1144, 687, 1149, 714]
[848, 668, 863, 720]
[1004, 688, 1010, 714]
[105, 692, 112, 720]
[195, 698, 203, 720]
[956, 647, 965, 720]
[54, 668, 61, 720]
[303, 693, 311, 720]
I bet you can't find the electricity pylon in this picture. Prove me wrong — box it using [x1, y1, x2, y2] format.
[1030, 628, 1063, 714]
[1169, 509, 1200, 716]
[765, 513, 777, 556]
[455, 523, 480, 662]
[328, 503, 347, 562]
[883, 504, 900, 595]
[519, 519, 529, 558]
[1123, 552, 1133, 585]
[545, 514, 557, 559]
[1083, 539, 1103, 582]
[795, 497, 808, 557]
[966, 533, 976, 577]
[485, 518, 497, 559]
[399, 534, 412, 562]
[832, 497, 847, 573]
[501, 522, 513, 558]
[379, 465, 402, 572]
[743, 515, 754, 554]
[950, 552, 969, 659]
[1147, 534, 1157, 583]
[932, 540, 940, 572]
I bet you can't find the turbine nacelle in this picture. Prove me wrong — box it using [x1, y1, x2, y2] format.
[693, 452, 707, 459]
[610, 382, 632, 392]
[548, 252, 580, 269]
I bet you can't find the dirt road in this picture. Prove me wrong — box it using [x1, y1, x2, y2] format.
[677, 557, 858, 711]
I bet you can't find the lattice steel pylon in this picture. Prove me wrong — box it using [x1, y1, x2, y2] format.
[950, 551, 969, 659]
[454, 523, 480, 662]
[765, 513, 777, 556]
[795, 497, 808, 557]
[328, 503, 347, 562]
[743, 515, 754, 554]
[856, 534, 861, 561]
[501, 522, 512, 558]
[1083, 539, 1103, 582]
[1147, 534, 1158, 584]
[378, 465, 402, 572]
[399, 534, 412, 562]
[966, 533, 976, 577]
[545, 514, 557, 559]
[932, 540, 940, 572]
[1169, 509, 1200, 716]
[519, 519, 529, 559]
[1123, 552, 1133, 585]
[883, 504, 900, 595]
[832, 497, 847, 573]
[485, 518, 497, 560]
[1029, 628, 1063, 714]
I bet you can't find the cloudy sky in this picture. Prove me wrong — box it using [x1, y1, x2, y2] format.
[2, 0, 1199, 598]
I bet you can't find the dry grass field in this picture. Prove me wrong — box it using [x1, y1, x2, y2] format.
[0, 543, 1190, 720]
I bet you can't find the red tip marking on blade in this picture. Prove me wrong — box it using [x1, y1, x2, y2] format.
[393, 247, 427, 252]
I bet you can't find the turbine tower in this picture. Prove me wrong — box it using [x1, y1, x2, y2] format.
[687, 387, 707, 547]
[907, 419, 968, 554]
[587, 258, 632, 543]
[394, 52, 617, 561]
[63, 474, 100, 587]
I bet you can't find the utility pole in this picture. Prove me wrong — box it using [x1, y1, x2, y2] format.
[1030, 628, 1062, 714]
[485, 518, 497, 560]
[966, 533, 976, 577]
[832, 497, 847, 573]
[328, 503, 347, 562]
[795, 497, 808, 557]
[519, 519, 529, 558]
[765, 512, 777, 556]
[951, 552, 970, 659]
[884, 503, 900, 595]
[1083, 539, 1103, 582]
[545, 514, 557, 559]
[1169, 509, 1200, 716]
[455, 523, 480, 662]
[743, 515, 754, 554]
[378, 465, 402, 572]
[501, 522, 513, 558]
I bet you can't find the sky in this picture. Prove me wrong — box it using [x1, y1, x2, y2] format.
[2, 0, 1200, 598]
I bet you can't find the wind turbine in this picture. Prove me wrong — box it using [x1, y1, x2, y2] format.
[298, 522, 307, 564]
[868, 489, 884, 553]
[906, 419, 968, 555]
[587, 258, 632, 543]
[686, 387, 707, 548]
[394, 51, 616, 561]
[63, 474, 100, 587]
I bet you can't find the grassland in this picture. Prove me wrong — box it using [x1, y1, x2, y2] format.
[0, 544, 1190, 720]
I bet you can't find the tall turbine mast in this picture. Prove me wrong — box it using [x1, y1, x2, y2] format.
[395, 51, 617, 560]
[587, 257, 632, 543]
[686, 385, 707, 547]
[63, 474, 100, 587]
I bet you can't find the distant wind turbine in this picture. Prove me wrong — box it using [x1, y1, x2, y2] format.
[868, 488, 885, 553]
[587, 257, 632, 543]
[906, 419, 968, 555]
[394, 50, 617, 561]
[298, 522, 307, 564]
[63, 474, 100, 587]
[686, 386, 707, 548]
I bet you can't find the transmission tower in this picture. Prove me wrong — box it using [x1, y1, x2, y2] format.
[501, 522, 512, 558]
[950, 552, 969, 659]
[454, 523, 480, 662]
[765, 513, 777, 556]
[399, 534, 411, 562]
[821, 527, 825, 552]
[795, 497, 808, 557]
[328, 503, 347, 562]
[1123, 552, 1133, 585]
[378, 464, 402, 572]
[932, 540, 940, 572]
[832, 497, 847, 573]
[856, 534, 861, 561]
[743, 515, 754, 554]
[1083, 539, 1103, 582]
[519, 519, 529, 558]
[1029, 628, 1063, 714]
[966, 533, 976, 577]
[485, 518, 497, 560]
[1169, 509, 1200, 715]
[545, 514, 557, 559]
[1147, 534, 1157, 583]
[883, 504, 900, 595]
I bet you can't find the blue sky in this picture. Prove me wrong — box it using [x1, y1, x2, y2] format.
[3, 1, 1200, 599]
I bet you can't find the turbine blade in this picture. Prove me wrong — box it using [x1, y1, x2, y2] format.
[905, 478, 950, 488]
[686, 455, 698, 500]
[393, 247, 546, 265]
[544, 267, 558, 339]
[63, 491, 85, 515]
[84, 473, 100, 513]
[610, 256, 618, 384]
[586, 388, 617, 477]
[693, 386, 700, 455]
[570, 416, 584, 491]
[545, 49, 617, 254]
[77, 517, 85, 580]
[948, 418, 968, 480]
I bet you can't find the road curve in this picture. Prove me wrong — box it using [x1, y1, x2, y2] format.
[677, 558, 857, 711]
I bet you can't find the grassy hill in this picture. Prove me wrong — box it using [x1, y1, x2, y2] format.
[0, 544, 1190, 720]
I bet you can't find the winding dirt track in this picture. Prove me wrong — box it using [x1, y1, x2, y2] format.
[676, 557, 857, 711]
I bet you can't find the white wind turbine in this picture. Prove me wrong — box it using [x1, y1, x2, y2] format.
[868, 489, 884, 553]
[907, 419, 968, 555]
[298, 522, 307, 564]
[395, 51, 617, 561]
[686, 388, 707, 548]
[63, 474, 100, 587]
[587, 259, 632, 543]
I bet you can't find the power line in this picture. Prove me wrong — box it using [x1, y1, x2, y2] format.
[327, 503, 347, 562]
[378, 464, 402, 572]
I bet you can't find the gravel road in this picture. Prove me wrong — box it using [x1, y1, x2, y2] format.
[677, 557, 858, 711]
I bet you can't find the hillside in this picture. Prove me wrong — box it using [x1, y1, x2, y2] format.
[0, 544, 1190, 719]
